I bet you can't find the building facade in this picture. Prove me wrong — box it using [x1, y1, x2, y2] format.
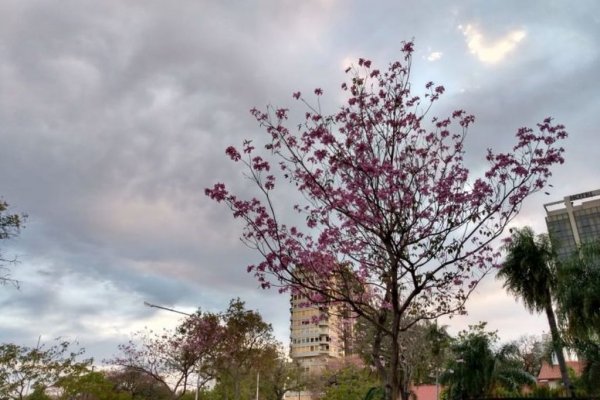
[286, 292, 352, 400]
[544, 188, 600, 259]
[289, 294, 346, 373]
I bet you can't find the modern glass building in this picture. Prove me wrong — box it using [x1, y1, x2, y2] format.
[544, 189, 600, 259]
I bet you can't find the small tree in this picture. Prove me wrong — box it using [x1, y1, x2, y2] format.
[0, 199, 25, 286]
[206, 42, 567, 400]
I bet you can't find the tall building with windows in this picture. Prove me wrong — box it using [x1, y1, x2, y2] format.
[289, 294, 347, 374]
[544, 188, 600, 259]
[286, 289, 354, 400]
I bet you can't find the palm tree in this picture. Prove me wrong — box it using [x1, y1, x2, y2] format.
[440, 324, 535, 399]
[498, 227, 574, 397]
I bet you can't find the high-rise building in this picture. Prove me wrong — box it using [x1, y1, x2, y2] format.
[286, 289, 353, 400]
[289, 294, 346, 372]
[544, 188, 600, 259]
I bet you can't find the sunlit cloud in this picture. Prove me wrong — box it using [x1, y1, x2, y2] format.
[458, 24, 526, 64]
[427, 51, 443, 61]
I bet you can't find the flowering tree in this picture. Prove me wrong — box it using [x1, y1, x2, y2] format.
[109, 311, 223, 399]
[206, 42, 567, 400]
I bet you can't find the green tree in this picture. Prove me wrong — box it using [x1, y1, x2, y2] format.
[106, 367, 172, 400]
[0, 340, 91, 400]
[110, 308, 223, 398]
[55, 370, 129, 400]
[497, 227, 574, 396]
[555, 241, 600, 342]
[320, 363, 380, 400]
[0, 199, 25, 286]
[554, 241, 600, 395]
[353, 316, 451, 397]
[440, 324, 534, 399]
[511, 335, 549, 377]
[211, 299, 276, 400]
[111, 299, 279, 400]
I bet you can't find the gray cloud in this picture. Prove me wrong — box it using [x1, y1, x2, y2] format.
[1, 0, 599, 361]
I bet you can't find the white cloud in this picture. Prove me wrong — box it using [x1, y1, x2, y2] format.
[427, 51, 443, 62]
[459, 24, 526, 64]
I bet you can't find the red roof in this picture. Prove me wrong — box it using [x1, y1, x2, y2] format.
[411, 384, 439, 400]
[537, 360, 584, 381]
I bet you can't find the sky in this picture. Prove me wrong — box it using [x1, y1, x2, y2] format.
[1, 0, 599, 364]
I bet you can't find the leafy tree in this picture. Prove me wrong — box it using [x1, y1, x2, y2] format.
[554, 241, 600, 395]
[555, 240, 600, 342]
[109, 309, 223, 399]
[106, 367, 172, 400]
[511, 335, 549, 377]
[255, 346, 306, 400]
[319, 362, 380, 400]
[440, 324, 535, 399]
[211, 299, 276, 400]
[498, 227, 574, 396]
[0, 340, 91, 400]
[206, 42, 567, 400]
[353, 316, 451, 397]
[0, 199, 25, 287]
[55, 370, 129, 400]
[111, 299, 279, 400]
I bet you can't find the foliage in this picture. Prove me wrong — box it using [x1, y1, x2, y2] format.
[555, 240, 600, 342]
[0, 198, 25, 286]
[106, 367, 172, 399]
[210, 299, 276, 400]
[498, 226, 574, 396]
[440, 323, 535, 399]
[510, 335, 549, 377]
[55, 370, 129, 400]
[554, 241, 600, 396]
[353, 316, 451, 396]
[207, 41, 567, 400]
[109, 308, 223, 398]
[0, 340, 91, 400]
[255, 347, 307, 400]
[319, 363, 380, 400]
[570, 339, 600, 396]
[111, 298, 280, 400]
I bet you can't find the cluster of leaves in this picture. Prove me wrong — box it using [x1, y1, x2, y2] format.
[207, 41, 567, 400]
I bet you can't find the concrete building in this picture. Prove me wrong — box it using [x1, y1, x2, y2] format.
[544, 188, 600, 259]
[289, 295, 346, 373]
[286, 291, 352, 400]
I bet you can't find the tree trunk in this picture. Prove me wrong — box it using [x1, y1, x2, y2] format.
[545, 300, 575, 397]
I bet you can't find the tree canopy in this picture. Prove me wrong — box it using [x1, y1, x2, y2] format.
[207, 42, 567, 400]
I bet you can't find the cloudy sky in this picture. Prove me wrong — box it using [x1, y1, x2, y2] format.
[1, 0, 599, 363]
